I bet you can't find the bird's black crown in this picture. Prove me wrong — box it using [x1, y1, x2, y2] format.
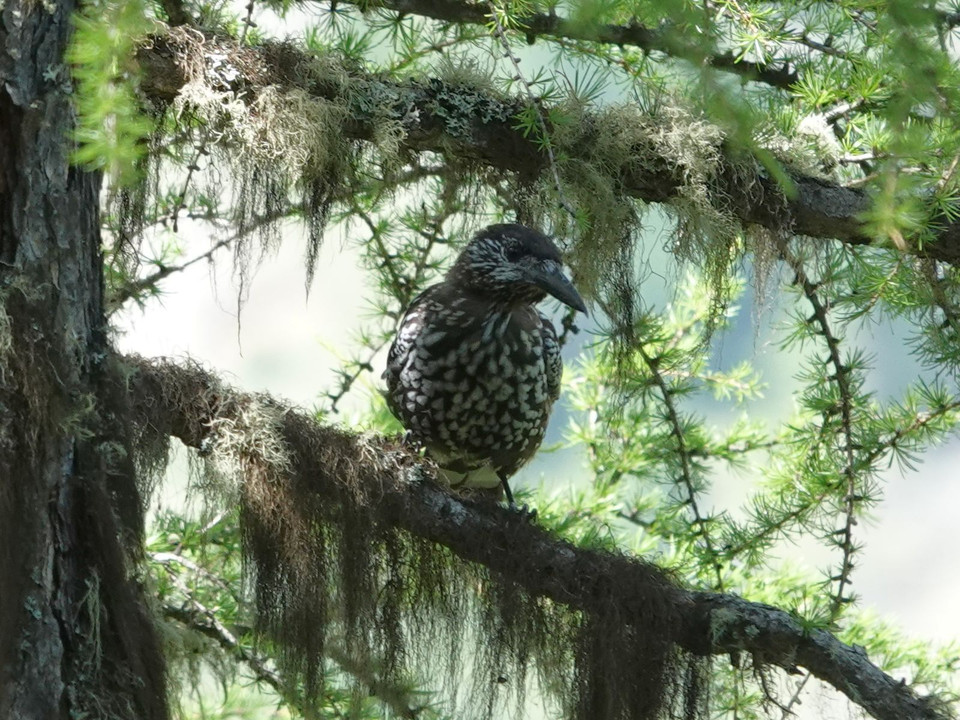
[448, 224, 586, 312]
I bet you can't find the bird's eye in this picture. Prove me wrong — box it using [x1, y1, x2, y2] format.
[504, 245, 524, 262]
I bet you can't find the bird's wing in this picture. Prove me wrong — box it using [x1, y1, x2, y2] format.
[539, 312, 563, 403]
[383, 288, 433, 408]
[384, 285, 484, 415]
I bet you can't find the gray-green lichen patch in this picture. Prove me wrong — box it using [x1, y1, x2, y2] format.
[0, 298, 11, 384]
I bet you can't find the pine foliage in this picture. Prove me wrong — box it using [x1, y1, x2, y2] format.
[62, 0, 960, 716]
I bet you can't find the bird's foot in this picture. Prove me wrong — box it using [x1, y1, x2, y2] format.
[399, 429, 423, 451]
[506, 501, 537, 523]
[499, 475, 536, 521]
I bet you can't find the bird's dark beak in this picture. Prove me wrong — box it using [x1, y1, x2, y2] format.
[529, 262, 587, 314]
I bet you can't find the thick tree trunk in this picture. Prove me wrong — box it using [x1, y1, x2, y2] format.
[0, 1, 166, 717]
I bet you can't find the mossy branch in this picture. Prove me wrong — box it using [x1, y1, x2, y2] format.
[136, 29, 960, 266]
[127, 354, 953, 720]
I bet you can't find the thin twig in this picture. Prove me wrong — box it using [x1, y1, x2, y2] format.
[108, 206, 302, 313]
[388, 34, 480, 73]
[777, 244, 858, 711]
[824, 98, 865, 123]
[158, 556, 428, 718]
[635, 343, 725, 590]
[171, 143, 207, 234]
[782, 248, 858, 614]
[240, 0, 256, 44]
[487, 0, 577, 221]
[162, 604, 286, 695]
[324, 203, 449, 413]
[724, 397, 960, 561]
[779, 673, 811, 718]
[152, 551, 240, 600]
[108, 235, 234, 311]
[326, 346, 383, 413]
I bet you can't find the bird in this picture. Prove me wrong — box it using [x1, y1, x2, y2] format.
[383, 223, 587, 508]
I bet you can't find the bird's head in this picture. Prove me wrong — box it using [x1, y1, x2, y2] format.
[448, 224, 587, 313]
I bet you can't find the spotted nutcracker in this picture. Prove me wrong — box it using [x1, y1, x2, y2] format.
[383, 223, 587, 507]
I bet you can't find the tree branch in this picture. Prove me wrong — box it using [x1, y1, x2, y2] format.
[126, 355, 954, 720]
[135, 30, 960, 265]
[349, 0, 798, 90]
[160, 0, 188, 26]
[692, 593, 954, 720]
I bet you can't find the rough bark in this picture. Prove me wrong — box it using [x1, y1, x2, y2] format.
[0, 1, 166, 717]
[127, 356, 955, 720]
[135, 30, 960, 266]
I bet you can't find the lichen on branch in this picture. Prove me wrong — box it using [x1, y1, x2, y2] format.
[128, 354, 707, 719]
[126, 355, 952, 720]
